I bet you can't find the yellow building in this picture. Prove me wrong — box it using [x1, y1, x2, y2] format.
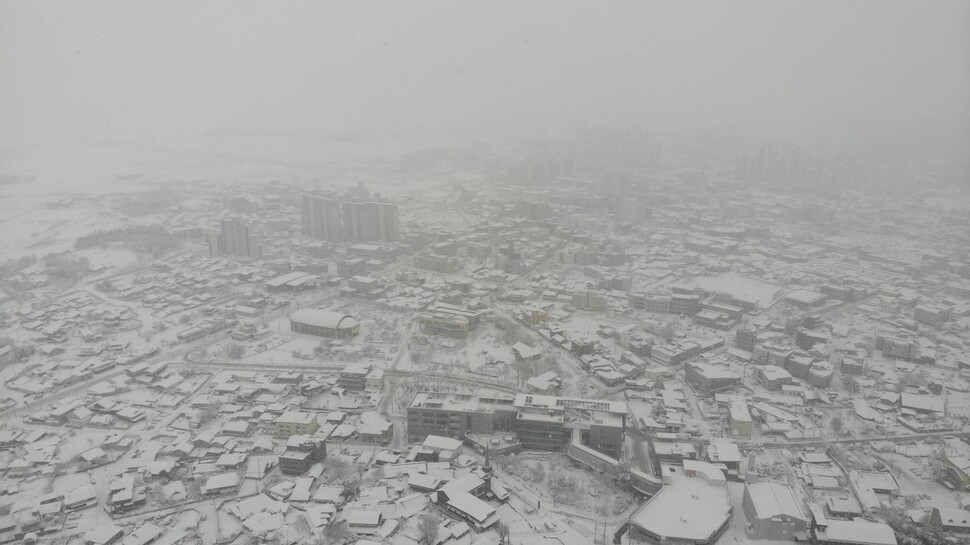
[275, 411, 319, 437]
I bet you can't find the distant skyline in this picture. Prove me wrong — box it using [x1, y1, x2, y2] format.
[1, 1, 968, 150]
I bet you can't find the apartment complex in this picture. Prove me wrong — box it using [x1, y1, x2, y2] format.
[301, 194, 344, 241]
[208, 218, 263, 260]
[301, 193, 400, 242]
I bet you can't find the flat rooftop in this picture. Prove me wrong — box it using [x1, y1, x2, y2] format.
[670, 272, 781, 306]
[785, 289, 827, 305]
[513, 393, 627, 415]
[629, 464, 732, 542]
[409, 392, 515, 413]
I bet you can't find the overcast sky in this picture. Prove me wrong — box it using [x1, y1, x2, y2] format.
[1, 1, 968, 145]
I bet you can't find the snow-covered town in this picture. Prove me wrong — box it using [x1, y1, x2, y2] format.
[2, 2, 969, 545]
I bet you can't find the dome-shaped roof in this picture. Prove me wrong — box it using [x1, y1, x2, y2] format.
[290, 309, 359, 330]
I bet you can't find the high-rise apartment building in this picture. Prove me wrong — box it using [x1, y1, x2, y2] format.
[301, 193, 400, 243]
[342, 201, 399, 242]
[209, 218, 263, 259]
[301, 193, 343, 241]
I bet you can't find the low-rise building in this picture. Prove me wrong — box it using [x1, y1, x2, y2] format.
[414, 253, 461, 274]
[810, 516, 896, 545]
[431, 470, 501, 531]
[628, 462, 733, 545]
[685, 361, 740, 394]
[915, 304, 950, 327]
[742, 481, 808, 540]
[784, 289, 827, 310]
[289, 309, 360, 340]
[930, 508, 970, 534]
[755, 365, 794, 390]
[416, 304, 482, 339]
[339, 363, 372, 391]
[84, 526, 124, 545]
[729, 396, 752, 438]
[275, 411, 319, 437]
[279, 436, 327, 475]
[943, 455, 970, 490]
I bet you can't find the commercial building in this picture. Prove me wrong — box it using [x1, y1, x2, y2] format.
[753, 341, 794, 367]
[840, 355, 866, 376]
[289, 309, 360, 340]
[670, 293, 701, 315]
[795, 328, 829, 351]
[337, 258, 367, 278]
[653, 340, 703, 366]
[693, 309, 737, 330]
[572, 291, 608, 312]
[414, 253, 461, 274]
[705, 440, 742, 479]
[742, 481, 807, 540]
[685, 361, 740, 394]
[784, 289, 827, 310]
[628, 461, 733, 545]
[736, 328, 757, 351]
[755, 365, 794, 390]
[821, 283, 861, 303]
[628, 292, 700, 315]
[265, 271, 320, 292]
[729, 396, 752, 438]
[629, 292, 673, 313]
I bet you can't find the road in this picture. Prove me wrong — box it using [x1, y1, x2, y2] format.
[0, 329, 229, 420]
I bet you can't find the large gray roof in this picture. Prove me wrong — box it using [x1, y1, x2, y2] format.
[290, 309, 358, 330]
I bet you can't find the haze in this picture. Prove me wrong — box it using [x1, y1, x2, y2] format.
[4, 3, 970, 545]
[1, 1, 968, 148]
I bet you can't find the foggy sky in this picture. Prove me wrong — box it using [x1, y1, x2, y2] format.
[1, 1, 968, 145]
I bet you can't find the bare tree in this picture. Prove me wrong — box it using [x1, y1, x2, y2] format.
[322, 521, 348, 544]
[225, 342, 245, 360]
[416, 512, 441, 545]
[199, 402, 222, 425]
[830, 415, 844, 436]
[340, 475, 361, 499]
